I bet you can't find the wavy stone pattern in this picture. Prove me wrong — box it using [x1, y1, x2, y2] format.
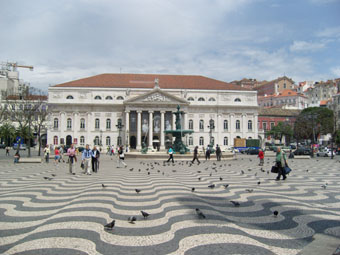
[0, 156, 339, 255]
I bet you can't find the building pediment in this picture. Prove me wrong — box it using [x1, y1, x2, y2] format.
[124, 88, 189, 105]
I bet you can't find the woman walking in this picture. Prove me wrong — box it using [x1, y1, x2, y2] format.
[54, 147, 60, 165]
[117, 146, 127, 168]
[275, 147, 287, 181]
[192, 146, 200, 164]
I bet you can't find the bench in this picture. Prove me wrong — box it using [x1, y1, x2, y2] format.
[298, 234, 340, 255]
[18, 158, 42, 163]
[293, 155, 311, 159]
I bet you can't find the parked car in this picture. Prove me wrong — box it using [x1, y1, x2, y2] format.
[13, 144, 27, 150]
[293, 147, 311, 155]
[247, 147, 259, 155]
[317, 148, 333, 157]
[0, 144, 6, 149]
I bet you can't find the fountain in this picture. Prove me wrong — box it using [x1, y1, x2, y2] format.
[164, 105, 193, 154]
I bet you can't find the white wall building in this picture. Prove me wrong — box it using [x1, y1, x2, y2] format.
[47, 74, 259, 151]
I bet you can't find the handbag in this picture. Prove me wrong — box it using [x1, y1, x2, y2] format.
[271, 166, 278, 173]
[284, 166, 291, 174]
[80, 162, 84, 169]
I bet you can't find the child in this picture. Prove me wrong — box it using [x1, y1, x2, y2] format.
[14, 151, 20, 163]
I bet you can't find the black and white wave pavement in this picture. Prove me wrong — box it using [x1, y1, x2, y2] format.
[0, 156, 339, 255]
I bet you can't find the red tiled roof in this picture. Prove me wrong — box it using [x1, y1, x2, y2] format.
[53, 73, 251, 91]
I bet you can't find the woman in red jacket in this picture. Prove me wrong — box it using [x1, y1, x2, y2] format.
[258, 149, 264, 166]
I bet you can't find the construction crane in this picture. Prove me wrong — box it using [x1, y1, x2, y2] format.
[4, 62, 34, 71]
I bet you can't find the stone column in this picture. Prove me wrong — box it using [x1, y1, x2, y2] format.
[242, 114, 247, 138]
[136, 110, 142, 150]
[60, 112, 65, 145]
[160, 111, 165, 150]
[254, 114, 258, 139]
[230, 114, 234, 145]
[148, 110, 153, 148]
[73, 112, 78, 145]
[217, 114, 222, 146]
[125, 111, 130, 148]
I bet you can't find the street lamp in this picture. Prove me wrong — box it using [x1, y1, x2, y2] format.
[208, 119, 215, 147]
[307, 113, 317, 158]
[100, 130, 103, 147]
[116, 121, 124, 146]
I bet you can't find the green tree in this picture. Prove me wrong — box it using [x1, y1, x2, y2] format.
[0, 122, 16, 146]
[266, 122, 293, 145]
[294, 107, 334, 143]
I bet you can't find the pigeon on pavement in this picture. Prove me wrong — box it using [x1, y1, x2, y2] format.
[195, 208, 206, 219]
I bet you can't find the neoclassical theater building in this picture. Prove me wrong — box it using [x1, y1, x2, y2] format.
[47, 74, 258, 151]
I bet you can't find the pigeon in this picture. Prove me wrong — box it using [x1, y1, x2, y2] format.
[197, 171, 201, 173]
[102, 184, 106, 188]
[321, 184, 327, 189]
[208, 184, 215, 189]
[198, 177, 201, 181]
[129, 168, 134, 171]
[51, 174, 56, 177]
[257, 181, 261, 185]
[219, 177, 223, 181]
[246, 189, 253, 193]
[147, 172, 150, 175]
[43, 177, 53, 181]
[191, 187, 195, 192]
[104, 220, 115, 230]
[135, 189, 141, 194]
[209, 173, 212, 177]
[172, 170, 177, 172]
[195, 208, 206, 219]
[255, 173, 258, 177]
[141, 211, 150, 219]
[138, 169, 141, 172]
[273, 210, 279, 217]
[222, 184, 229, 189]
[241, 170, 245, 175]
[128, 216, 137, 223]
[230, 201, 240, 207]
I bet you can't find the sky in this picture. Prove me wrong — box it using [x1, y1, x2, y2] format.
[1, 0, 340, 90]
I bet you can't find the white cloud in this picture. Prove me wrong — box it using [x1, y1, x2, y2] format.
[331, 66, 340, 77]
[289, 41, 326, 52]
[316, 26, 340, 38]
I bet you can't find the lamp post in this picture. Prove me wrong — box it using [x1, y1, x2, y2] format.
[307, 113, 317, 158]
[100, 130, 103, 147]
[208, 119, 215, 147]
[116, 121, 124, 146]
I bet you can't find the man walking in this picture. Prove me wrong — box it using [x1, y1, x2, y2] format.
[192, 146, 200, 164]
[216, 144, 222, 161]
[92, 146, 100, 173]
[67, 144, 76, 174]
[82, 144, 92, 175]
[167, 146, 174, 163]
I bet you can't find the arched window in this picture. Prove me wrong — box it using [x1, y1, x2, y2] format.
[117, 136, 122, 146]
[94, 136, 100, 146]
[234, 98, 241, 102]
[198, 97, 205, 101]
[199, 120, 204, 130]
[223, 137, 228, 146]
[208, 97, 216, 101]
[94, 95, 102, 100]
[211, 136, 215, 145]
[187, 97, 194, 101]
[189, 136, 193, 145]
[117, 118, 122, 126]
[80, 136, 85, 146]
[80, 118, 85, 129]
[106, 119, 111, 130]
[224, 120, 228, 130]
[189, 119, 193, 130]
[105, 96, 113, 100]
[209, 120, 215, 130]
[53, 118, 59, 129]
[95, 118, 100, 129]
[106, 136, 111, 146]
[53, 136, 58, 145]
[236, 120, 240, 130]
[117, 96, 124, 100]
[199, 136, 204, 146]
[248, 120, 253, 130]
[67, 118, 72, 129]
[66, 95, 74, 99]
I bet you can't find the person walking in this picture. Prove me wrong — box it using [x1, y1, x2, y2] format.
[192, 146, 200, 164]
[5, 146, 10, 156]
[67, 144, 77, 174]
[205, 145, 211, 160]
[82, 144, 92, 175]
[258, 149, 264, 166]
[275, 147, 287, 181]
[14, 151, 20, 163]
[54, 147, 60, 165]
[216, 144, 222, 161]
[44, 145, 50, 163]
[91, 146, 100, 173]
[167, 146, 174, 163]
[117, 146, 127, 168]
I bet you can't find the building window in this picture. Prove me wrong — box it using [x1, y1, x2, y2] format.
[189, 119, 193, 130]
[66, 95, 74, 99]
[67, 118, 72, 129]
[117, 136, 122, 145]
[106, 136, 111, 146]
[199, 136, 204, 146]
[198, 97, 205, 101]
[117, 118, 122, 126]
[80, 118, 85, 129]
[199, 120, 204, 130]
[223, 137, 228, 146]
[117, 96, 124, 100]
[95, 118, 100, 129]
[209, 120, 215, 130]
[94, 95, 102, 100]
[187, 97, 194, 101]
[105, 96, 113, 100]
[189, 136, 193, 146]
[53, 118, 59, 129]
[106, 119, 111, 130]
[53, 136, 58, 145]
[248, 120, 252, 131]
[236, 120, 240, 130]
[234, 98, 241, 102]
[263, 122, 267, 131]
[224, 120, 228, 130]
[211, 136, 215, 145]
[80, 136, 85, 146]
[94, 136, 100, 145]
[270, 122, 275, 129]
[208, 97, 216, 101]
[283, 83, 286, 89]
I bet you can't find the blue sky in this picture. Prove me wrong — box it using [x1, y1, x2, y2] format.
[1, 0, 339, 89]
